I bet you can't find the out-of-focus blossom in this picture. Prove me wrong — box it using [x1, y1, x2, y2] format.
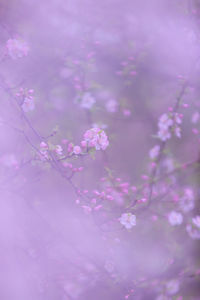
[83, 127, 109, 150]
[157, 113, 173, 141]
[149, 145, 160, 160]
[119, 213, 136, 229]
[179, 188, 195, 213]
[80, 92, 96, 109]
[22, 96, 35, 112]
[157, 113, 182, 141]
[40, 141, 48, 149]
[162, 158, 174, 172]
[174, 113, 182, 125]
[105, 99, 118, 113]
[67, 142, 74, 153]
[166, 279, 179, 295]
[55, 145, 63, 155]
[16, 88, 35, 112]
[192, 216, 200, 229]
[158, 128, 171, 141]
[174, 126, 181, 138]
[6, 38, 29, 59]
[168, 211, 183, 226]
[186, 224, 200, 240]
[174, 113, 182, 138]
[39, 142, 49, 161]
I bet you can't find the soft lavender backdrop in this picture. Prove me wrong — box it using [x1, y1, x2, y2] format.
[0, 0, 200, 299]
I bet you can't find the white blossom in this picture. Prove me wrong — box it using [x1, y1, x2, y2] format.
[168, 211, 183, 226]
[166, 279, 179, 295]
[119, 213, 136, 229]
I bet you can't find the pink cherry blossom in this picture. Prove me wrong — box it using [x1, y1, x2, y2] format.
[157, 113, 173, 141]
[83, 127, 109, 150]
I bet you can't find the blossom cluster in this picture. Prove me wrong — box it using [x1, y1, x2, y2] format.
[83, 127, 109, 150]
[179, 188, 195, 213]
[149, 144, 160, 160]
[157, 112, 182, 141]
[37, 128, 109, 167]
